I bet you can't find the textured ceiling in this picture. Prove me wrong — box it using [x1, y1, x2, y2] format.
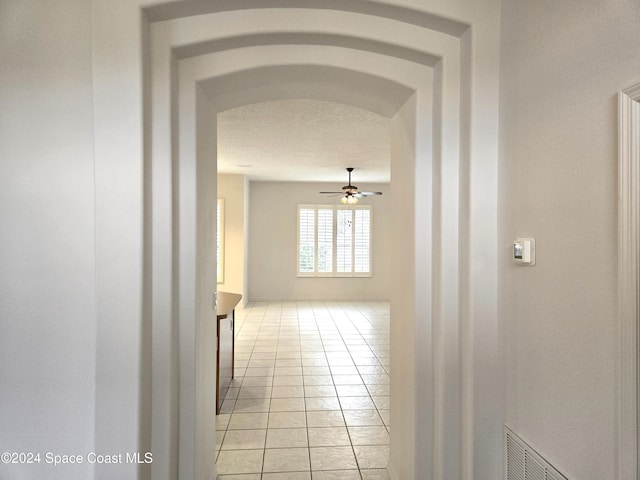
[217, 99, 391, 184]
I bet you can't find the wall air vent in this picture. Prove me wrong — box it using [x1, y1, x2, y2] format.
[505, 426, 568, 480]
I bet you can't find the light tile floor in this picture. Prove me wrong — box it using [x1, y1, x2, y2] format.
[216, 301, 390, 480]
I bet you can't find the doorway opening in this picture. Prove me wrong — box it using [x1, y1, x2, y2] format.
[214, 99, 393, 476]
[138, 4, 501, 479]
[179, 69, 424, 480]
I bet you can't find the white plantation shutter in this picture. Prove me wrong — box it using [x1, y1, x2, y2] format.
[298, 207, 315, 273]
[354, 208, 371, 273]
[317, 208, 333, 272]
[297, 204, 371, 276]
[336, 209, 353, 273]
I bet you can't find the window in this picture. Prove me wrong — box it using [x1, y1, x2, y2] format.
[217, 198, 224, 283]
[297, 204, 372, 276]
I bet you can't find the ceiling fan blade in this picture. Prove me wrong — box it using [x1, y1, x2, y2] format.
[321, 170, 382, 200]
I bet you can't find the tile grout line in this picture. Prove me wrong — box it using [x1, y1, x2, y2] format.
[217, 300, 390, 479]
[332, 302, 365, 480]
[303, 302, 314, 479]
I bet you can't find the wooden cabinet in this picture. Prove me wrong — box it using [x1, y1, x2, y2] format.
[216, 292, 241, 414]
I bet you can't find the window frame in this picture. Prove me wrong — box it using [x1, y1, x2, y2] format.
[297, 204, 372, 278]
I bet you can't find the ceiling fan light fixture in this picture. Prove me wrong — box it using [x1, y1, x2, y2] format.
[341, 194, 358, 205]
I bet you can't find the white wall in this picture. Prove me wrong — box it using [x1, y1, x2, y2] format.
[248, 181, 391, 301]
[0, 2, 96, 479]
[93, 0, 149, 475]
[390, 94, 419, 480]
[194, 87, 218, 480]
[217, 174, 246, 296]
[499, 1, 640, 478]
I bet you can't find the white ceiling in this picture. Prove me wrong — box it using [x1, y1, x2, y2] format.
[217, 99, 391, 184]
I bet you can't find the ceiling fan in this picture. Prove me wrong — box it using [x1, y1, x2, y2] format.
[319, 167, 383, 204]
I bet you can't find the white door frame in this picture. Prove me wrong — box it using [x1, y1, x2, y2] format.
[618, 81, 640, 480]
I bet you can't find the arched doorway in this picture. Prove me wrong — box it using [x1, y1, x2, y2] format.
[92, 2, 502, 479]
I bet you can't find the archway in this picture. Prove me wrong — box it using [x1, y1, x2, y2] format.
[172, 42, 433, 480]
[92, 2, 502, 479]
